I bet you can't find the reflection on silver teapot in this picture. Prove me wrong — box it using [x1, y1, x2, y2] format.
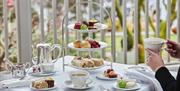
[36, 43, 61, 64]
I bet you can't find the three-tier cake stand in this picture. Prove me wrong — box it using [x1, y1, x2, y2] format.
[61, 1, 114, 71]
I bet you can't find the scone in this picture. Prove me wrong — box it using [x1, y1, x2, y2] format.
[71, 57, 85, 67]
[73, 40, 81, 48]
[81, 41, 91, 48]
[91, 58, 104, 67]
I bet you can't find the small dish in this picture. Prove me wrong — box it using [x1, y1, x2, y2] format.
[28, 71, 56, 77]
[113, 82, 141, 91]
[30, 84, 57, 91]
[96, 74, 119, 81]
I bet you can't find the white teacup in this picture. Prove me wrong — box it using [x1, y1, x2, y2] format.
[69, 70, 90, 88]
[40, 63, 54, 73]
[144, 37, 165, 52]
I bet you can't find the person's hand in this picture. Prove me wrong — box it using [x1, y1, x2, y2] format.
[166, 40, 180, 59]
[146, 49, 165, 71]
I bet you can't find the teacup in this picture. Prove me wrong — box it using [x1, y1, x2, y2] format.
[40, 63, 54, 73]
[69, 70, 90, 88]
[144, 37, 165, 52]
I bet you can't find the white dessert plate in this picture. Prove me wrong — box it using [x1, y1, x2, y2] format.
[69, 63, 105, 70]
[64, 79, 94, 90]
[28, 71, 56, 77]
[96, 74, 120, 80]
[67, 42, 108, 51]
[113, 82, 141, 91]
[30, 83, 57, 91]
[67, 23, 108, 33]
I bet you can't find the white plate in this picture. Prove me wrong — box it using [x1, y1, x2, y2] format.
[28, 71, 56, 77]
[67, 42, 108, 51]
[30, 84, 57, 91]
[67, 23, 108, 33]
[64, 79, 94, 90]
[113, 82, 141, 91]
[96, 74, 119, 80]
[69, 64, 105, 70]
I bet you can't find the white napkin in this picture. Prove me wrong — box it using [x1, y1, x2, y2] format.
[0, 79, 31, 89]
[125, 68, 163, 91]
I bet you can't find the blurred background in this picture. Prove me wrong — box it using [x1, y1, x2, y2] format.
[0, 0, 179, 71]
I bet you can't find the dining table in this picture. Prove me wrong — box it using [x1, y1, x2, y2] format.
[0, 56, 174, 91]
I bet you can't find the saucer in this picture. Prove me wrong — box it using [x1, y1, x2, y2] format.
[28, 71, 56, 77]
[64, 79, 94, 90]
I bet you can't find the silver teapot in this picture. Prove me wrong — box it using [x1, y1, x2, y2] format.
[36, 43, 61, 64]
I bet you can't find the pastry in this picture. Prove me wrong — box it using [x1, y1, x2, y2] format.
[74, 19, 100, 30]
[108, 71, 118, 78]
[71, 57, 85, 67]
[74, 22, 82, 29]
[82, 21, 89, 26]
[32, 77, 55, 89]
[73, 40, 81, 48]
[73, 40, 91, 48]
[83, 58, 95, 68]
[71, 57, 104, 68]
[80, 24, 88, 30]
[80, 41, 91, 48]
[104, 69, 118, 78]
[91, 58, 104, 67]
[45, 77, 54, 88]
[32, 80, 49, 89]
[118, 78, 136, 88]
[89, 19, 98, 27]
[86, 38, 100, 48]
[126, 81, 136, 88]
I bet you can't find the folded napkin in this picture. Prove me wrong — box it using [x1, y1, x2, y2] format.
[125, 68, 163, 91]
[0, 78, 31, 89]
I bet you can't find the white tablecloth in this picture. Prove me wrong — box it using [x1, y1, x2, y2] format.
[0, 56, 156, 91]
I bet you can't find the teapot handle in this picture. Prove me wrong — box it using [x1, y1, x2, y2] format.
[51, 44, 61, 63]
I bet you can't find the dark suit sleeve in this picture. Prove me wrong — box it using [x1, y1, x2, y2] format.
[155, 67, 178, 91]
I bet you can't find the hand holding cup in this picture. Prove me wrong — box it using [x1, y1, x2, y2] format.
[146, 49, 165, 71]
